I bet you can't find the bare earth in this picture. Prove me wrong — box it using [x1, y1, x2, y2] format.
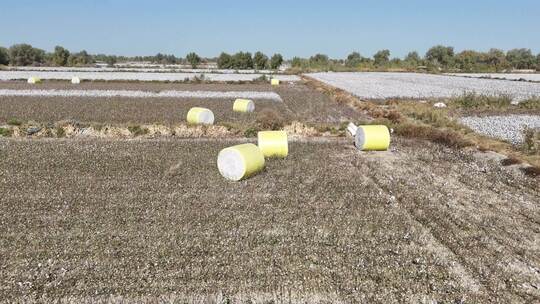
[0, 138, 538, 303]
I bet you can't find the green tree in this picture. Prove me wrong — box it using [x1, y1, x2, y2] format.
[270, 54, 284, 69]
[186, 52, 201, 68]
[506, 48, 536, 70]
[105, 55, 117, 67]
[9, 44, 45, 66]
[309, 54, 329, 66]
[291, 57, 304, 68]
[537, 54, 540, 71]
[373, 49, 390, 66]
[425, 45, 455, 67]
[486, 48, 509, 72]
[455, 50, 482, 72]
[345, 52, 363, 67]
[404, 51, 421, 64]
[232, 52, 253, 69]
[52, 46, 70, 66]
[253, 51, 269, 70]
[67, 50, 93, 66]
[0, 47, 9, 65]
[217, 52, 233, 69]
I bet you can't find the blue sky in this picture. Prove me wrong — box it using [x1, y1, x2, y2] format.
[1, 0, 539, 59]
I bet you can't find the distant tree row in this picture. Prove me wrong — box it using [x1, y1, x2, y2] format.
[291, 46, 540, 72]
[1, 43, 538, 72]
[217, 52, 284, 70]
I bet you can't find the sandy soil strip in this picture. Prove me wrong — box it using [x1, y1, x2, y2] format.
[0, 89, 283, 101]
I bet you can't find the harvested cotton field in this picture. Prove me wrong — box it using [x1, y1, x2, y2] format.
[0, 138, 538, 303]
[460, 115, 540, 144]
[447, 73, 540, 82]
[0, 82, 362, 125]
[0, 70, 300, 82]
[307, 72, 540, 102]
[5, 66, 280, 74]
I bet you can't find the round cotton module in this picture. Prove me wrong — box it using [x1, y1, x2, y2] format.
[233, 99, 255, 113]
[71, 76, 81, 84]
[355, 125, 391, 151]
[271, 79, 280, 86]
[257, 131, 288, 158]
[217, 143, 265, 181]
[27, 77, 42, 84]
[186, 107, 215, 125]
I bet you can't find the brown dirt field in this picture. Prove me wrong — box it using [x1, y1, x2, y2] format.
[0, 82, 363, 125]
[0, 137, 538, 303]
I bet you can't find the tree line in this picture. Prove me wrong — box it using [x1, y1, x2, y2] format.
[1, 43, 538, 72]
[292, 46, 540, 72]
[0, 43, 284, 70]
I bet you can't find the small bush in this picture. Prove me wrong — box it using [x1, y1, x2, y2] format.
[56, 127, 66, 138]
[0, 127, 13, 137]
[243, 127, 259, 138]
[256, 108, 285, 130]
[128, 125, 149, 137]
[7, 118, 22, 126]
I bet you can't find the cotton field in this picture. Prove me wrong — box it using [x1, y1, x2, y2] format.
[0, 70, 300, 82]
[0, 89, 284, 101]
[308, 72, 540, 102]
[447, 73, 540, 82]
[6, 66, 280, 74]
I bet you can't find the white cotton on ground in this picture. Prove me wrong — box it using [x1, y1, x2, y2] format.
[217, 149, 245, 181]
[0, 89, 284, 102]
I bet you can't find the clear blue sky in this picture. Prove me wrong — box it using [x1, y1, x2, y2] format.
[1, 0, 539, 59]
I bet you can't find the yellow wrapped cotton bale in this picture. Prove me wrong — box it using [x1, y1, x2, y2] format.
[258, 131, 288, 158]
[355, 125, 391, 151]
[186, 107, 214, 125]
[217, 143, 265, 181]
[71, 76, 81, 84]
[271, 79, 280, 86]
[233, 99, 255, 113]
[27, 77, 42, 84]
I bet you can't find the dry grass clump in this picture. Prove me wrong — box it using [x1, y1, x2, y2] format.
[518, 98, 540, 110]
[127, 125, 149, 136]
[521, 166, 540, 177]
[393, 121, 473, 148]
[500, 157, 523, 166]
[521, 127, 540, 154]
[452, 92, 512, 109]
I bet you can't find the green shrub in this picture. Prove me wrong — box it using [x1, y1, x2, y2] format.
[0, 127, 12, 137]
[7, 118, 22, 126]
[243, 127, 259, 138]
